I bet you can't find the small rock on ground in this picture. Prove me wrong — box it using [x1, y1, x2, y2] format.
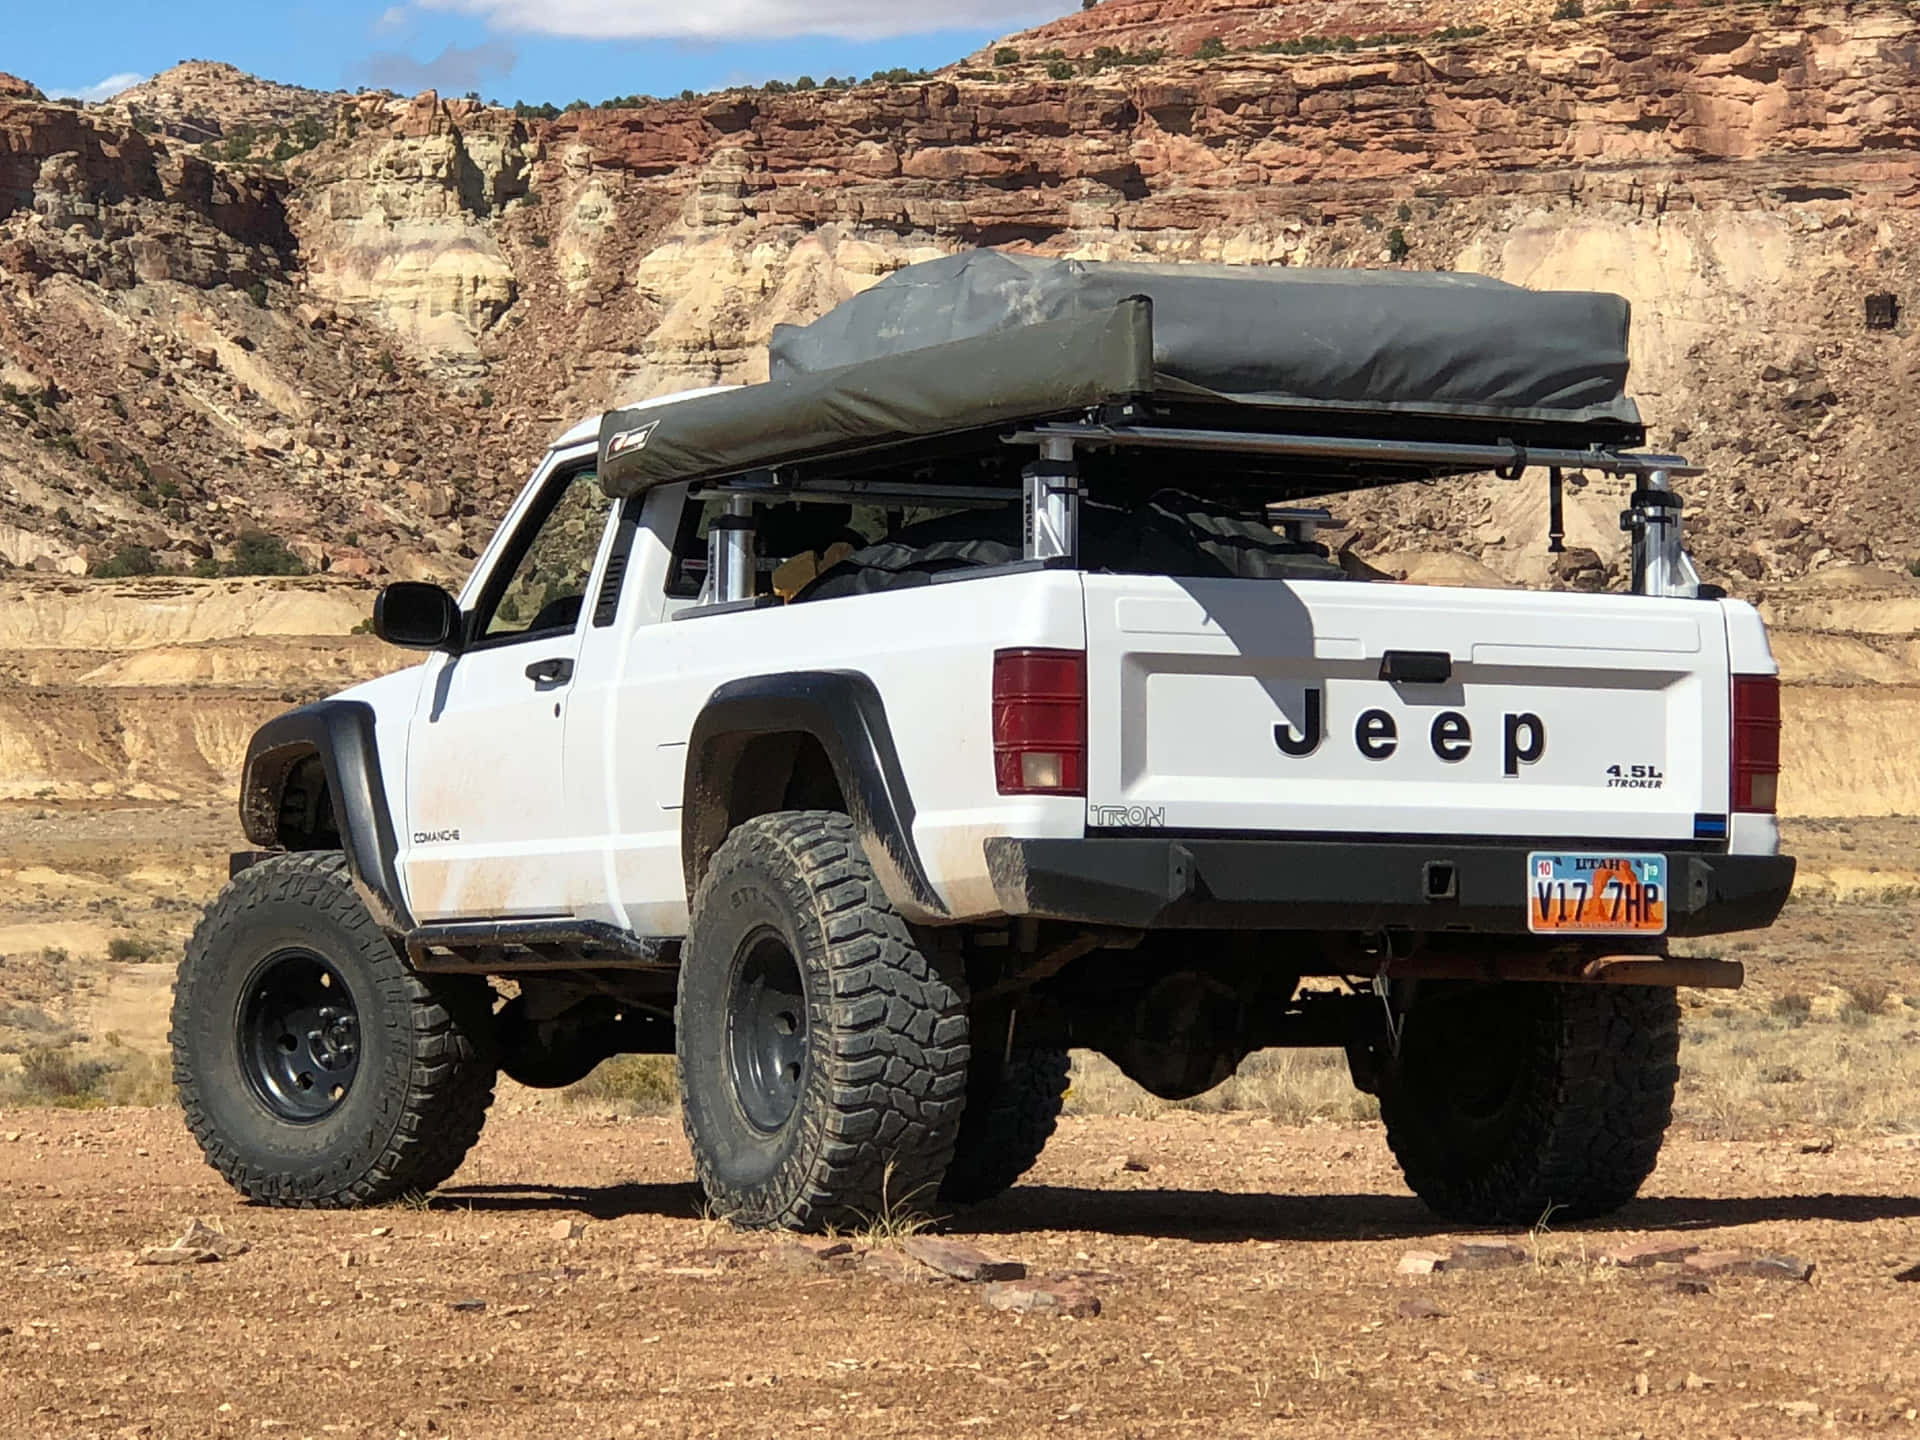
[136, 1218, 248, 1266]
[861, 1248, 938, 1286]
[1395, 1297, 1448, 1320]
[981, 1279, 1100, 1318]
[771, 1238, 853, 1273]
[903, 1235, 1025, 1283]
[1447, 1240, 1529, 1271]
[1599, 1237, 1702, 1269]
[1683, 1250, 1814, 1282]
[1398, 1249, 1450, 1276]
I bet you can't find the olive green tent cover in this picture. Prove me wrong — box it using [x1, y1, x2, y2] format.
[599, 251, 1638, 497]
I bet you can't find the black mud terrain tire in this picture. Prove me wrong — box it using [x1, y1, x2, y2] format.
[676, 811, 969, 1230]
[171, 852, 497, 1207]
[941, 1046, 1071, 1204]
[1378, 981, 1679, 1225]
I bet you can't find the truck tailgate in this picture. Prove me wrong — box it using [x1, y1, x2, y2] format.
[1083, 576, 1731, 844]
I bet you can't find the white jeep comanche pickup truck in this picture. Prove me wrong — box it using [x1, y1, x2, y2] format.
[170, 256, 1794, 1231]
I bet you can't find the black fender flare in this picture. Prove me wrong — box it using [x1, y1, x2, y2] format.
[682, 671, 947, 922]
[239, 700, 414, 934]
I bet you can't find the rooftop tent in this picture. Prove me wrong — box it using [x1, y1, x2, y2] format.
[771, 251, 1636, 423]
[598, 251, 1642, 500]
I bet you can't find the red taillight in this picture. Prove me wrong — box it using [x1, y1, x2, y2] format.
[1732, 674, 1780, 814]
[993, 648, 1086, 796]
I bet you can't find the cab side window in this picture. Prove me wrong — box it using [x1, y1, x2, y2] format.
[475, 466, 607, 642]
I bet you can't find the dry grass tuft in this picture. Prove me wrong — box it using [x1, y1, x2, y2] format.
[1841, 979, 1892, 1020]
[845, 1161, 940, 1243]
[1769, 991, 1813, 1027]
[1677, 1002, 1920, 1137]
[1065, 1048, 1379, 1124]
[562, 1055, 678, 1115]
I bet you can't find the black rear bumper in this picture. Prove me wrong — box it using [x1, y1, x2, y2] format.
[984, 836, 1794, 937]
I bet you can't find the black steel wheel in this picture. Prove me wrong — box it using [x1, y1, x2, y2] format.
[173, 851, 497, 1207]
[677, 810, 970, 1230]
[238, 950, 361, 1121]
[726, 930, 809, 1133]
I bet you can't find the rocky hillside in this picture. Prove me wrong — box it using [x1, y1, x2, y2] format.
[110, 61, 347, 146]
[0, 4, 1915, 593]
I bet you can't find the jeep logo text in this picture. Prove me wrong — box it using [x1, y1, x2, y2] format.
[1274, 689, 1546, 775]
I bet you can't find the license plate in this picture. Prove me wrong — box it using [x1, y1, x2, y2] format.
[1527, 852, 1667, 935]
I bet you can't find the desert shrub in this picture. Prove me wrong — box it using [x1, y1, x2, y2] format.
[995, 47, 1022, 65]
[0, 1005, 72, 1054]
[1553, 0, 1585, 17]
[1086, 45, 1165, 72]
[1845, 979, 1892, 1016]
[107, 935, 166, 963]
[1385, 227, 1411, 262]
[1047, 60, 1076, 80]
[1196, 36, 1228, 58]
[226, 529, 307, 577]
[100, 1048, 172, 1106]
[6, 1048, 111, 1106]
[1770, 990, 1813, 1026]
[91, 544, 160, 579]
[246, 281, 269, 308]
[564, 1055, 677, 1113]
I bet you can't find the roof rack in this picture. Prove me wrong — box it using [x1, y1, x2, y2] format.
[1008, 422, 1700, 480]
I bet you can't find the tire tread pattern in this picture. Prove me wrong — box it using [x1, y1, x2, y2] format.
[1380, 983, 1679, 1225]
[682, 812, 969, 1229]
[941, 1046, 1071, 1204]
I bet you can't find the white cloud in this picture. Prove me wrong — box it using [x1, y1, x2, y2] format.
[419, 0, 1055, 41]
[46, 72, 148, 104]
[374, 5, 411, 34]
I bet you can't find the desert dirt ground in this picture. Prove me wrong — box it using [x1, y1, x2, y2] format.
[5, 806, 1920, 1437]
[4, 1109, 1920, 1439]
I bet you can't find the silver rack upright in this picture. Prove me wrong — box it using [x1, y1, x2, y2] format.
[1621, 469, 1703, 599]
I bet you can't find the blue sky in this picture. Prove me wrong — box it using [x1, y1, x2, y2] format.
[9, 0, 1063, 107]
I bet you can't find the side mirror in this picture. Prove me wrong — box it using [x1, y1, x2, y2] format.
[372, 582, 462, 652]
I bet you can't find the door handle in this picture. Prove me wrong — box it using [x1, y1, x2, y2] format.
[525, 657, 574, 689]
